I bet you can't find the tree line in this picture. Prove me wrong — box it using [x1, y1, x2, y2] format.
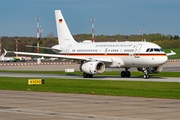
[1, 33, 180, 55]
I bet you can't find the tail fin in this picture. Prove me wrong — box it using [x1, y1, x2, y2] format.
[55, 10, 76, 44]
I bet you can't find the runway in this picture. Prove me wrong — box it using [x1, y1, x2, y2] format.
[0, 62, 180, 120]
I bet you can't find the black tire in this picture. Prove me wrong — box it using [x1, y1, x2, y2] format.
[126, 71, 131, 77]
[83, 73, 88, 78]
[144, 74, 150, 79]
[89, 74, 93, 78]
[121, 71, 126, 78]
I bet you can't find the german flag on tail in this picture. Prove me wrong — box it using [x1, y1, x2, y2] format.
[59, 19, 63, 23]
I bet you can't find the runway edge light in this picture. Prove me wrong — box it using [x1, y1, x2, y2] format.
[28, 79, 45, 85]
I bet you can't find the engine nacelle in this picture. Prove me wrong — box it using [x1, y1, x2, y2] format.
[80, 61, 105, 74]
[137, 66, 163, 74]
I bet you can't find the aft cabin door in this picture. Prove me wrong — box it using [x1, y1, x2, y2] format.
[134, 44, 142, 58]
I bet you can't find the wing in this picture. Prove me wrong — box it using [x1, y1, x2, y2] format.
[166, 50, 176, 56]
[6, 50, 112, 63]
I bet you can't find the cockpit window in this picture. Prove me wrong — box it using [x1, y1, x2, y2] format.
[146, 48, 150, 52]
[146, 48, 164, 52]
[160, 48, 164, 52]
[154, 48, 160, 52]
[150, 48, 153, 52]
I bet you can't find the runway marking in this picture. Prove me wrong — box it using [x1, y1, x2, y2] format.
[0, 107, 152, 120]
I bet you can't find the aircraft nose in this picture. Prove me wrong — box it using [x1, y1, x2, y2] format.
[160, 55, 168, 64]
[150, 55, 168, 66]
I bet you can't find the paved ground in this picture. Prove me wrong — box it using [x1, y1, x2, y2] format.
[0, 62, 180, 120]
[0, 90, 180, 120]
[0, 72, 180, 82]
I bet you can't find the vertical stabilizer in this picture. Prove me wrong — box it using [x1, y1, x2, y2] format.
[55, 10, 76, 44]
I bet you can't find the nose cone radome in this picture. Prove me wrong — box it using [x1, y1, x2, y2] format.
[160, 55, 168, 65]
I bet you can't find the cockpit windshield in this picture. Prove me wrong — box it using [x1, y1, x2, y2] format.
[146, 48, 164, 52]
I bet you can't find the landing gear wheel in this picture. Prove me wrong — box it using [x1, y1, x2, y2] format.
[126, 71, 131, 78]
[89, 74, 93, 78]
[121, 71, 126, 78]
[121, 70, 131, 78]
[83, 72, 88, 78]
[83, 73, 93, 78]
[144, 74, 150, 79]
[142, 67, 150, 79]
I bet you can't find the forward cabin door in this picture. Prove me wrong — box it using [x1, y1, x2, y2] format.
[104, 48, 108, 55]
[134, 44, 142, 58]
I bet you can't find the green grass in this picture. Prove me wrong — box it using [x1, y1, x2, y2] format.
[0, 77, 180, 99]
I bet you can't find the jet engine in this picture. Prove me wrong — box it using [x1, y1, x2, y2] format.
[80, 61, 105, 74]
[137, 66, 163, 74]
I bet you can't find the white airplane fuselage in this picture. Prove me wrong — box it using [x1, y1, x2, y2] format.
[53, 41, 167, 68]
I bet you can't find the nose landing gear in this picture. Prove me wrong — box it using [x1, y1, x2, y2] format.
[143, 67, 150, 79]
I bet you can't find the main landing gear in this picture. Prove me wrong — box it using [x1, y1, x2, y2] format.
[121, 68, 131, 78]
[83, 72, 93, 78]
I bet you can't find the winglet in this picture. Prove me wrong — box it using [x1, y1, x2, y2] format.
[4, 49, 7, 55]
[166, 50, 176, 56]
[0, 49, 8, 60]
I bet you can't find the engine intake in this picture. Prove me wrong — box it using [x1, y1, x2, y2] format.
[80, 61, 105, 74]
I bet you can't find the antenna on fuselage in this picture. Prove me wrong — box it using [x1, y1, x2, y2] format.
[140, 29, 146, 42]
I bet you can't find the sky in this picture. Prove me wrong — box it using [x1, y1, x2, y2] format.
[0, 0, 180, 37]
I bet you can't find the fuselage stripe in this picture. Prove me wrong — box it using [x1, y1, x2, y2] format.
[59, 53, 166, 56]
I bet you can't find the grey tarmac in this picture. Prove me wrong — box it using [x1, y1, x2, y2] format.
[0, 61, 180, 71]
[0, 90, 180, 120]
[0, 72, 180, 82]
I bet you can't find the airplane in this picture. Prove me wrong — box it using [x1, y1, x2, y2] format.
[6, 10, 176, 79]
